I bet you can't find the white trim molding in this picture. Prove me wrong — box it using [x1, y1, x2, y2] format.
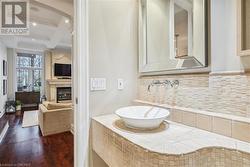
[70, 123, 74, 135]
[0, 122, 9, 143]
[0, 111, 4, 119]
[73, 0, 89, 166]
[209, 70, 246, 76]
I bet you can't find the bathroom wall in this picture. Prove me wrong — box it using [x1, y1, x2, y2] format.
[89, 0, 138, 166]
[0, 41, 8, 118]
[211, 0, 250, 72]
[89, 0, 138, 117]
[138, 0, 250, 118]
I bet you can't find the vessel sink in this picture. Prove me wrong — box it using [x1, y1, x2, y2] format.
[115, 106, 170, 130]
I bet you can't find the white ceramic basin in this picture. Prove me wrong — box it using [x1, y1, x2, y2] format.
[115, 106, 170, 130]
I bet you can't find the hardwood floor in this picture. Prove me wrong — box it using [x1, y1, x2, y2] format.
[0, 113, 73, 167]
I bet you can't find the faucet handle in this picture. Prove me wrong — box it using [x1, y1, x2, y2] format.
[163, 80, 171, 86]
[152, 80, 160, 84]
[147, 84, 151, 92]
[172, 80, 180, 88]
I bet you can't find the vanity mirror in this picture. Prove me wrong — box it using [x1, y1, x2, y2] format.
[139, 0, 208, 73]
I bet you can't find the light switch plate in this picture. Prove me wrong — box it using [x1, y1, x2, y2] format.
[90, 78, 106, 91]
[117, 78, 124, 90]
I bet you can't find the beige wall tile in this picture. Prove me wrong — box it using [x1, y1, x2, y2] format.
[213, 117, 232, 137]
[182, 112, 196, 127]
[137, 73, 250, 141]
[196, 114, 212, 131]
[232, 121, 250, 142]
[138, 74, 250, 118]
[170, 109, 182, 123]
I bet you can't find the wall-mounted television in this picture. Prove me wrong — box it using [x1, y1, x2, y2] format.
[54, 63, 71, 77]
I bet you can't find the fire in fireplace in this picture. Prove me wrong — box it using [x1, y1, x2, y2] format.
[56, 87, 72, 102]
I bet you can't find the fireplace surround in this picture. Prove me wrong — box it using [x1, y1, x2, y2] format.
[46, 79, 71, 102]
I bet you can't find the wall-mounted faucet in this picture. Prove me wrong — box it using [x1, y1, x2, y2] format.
[147, 80, 179, 92]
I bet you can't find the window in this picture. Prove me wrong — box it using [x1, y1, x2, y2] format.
[16, 53, 43, 93]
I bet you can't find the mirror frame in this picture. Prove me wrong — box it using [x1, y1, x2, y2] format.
[139, 0, 209, 75]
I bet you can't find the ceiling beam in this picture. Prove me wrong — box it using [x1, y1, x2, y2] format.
[20, 36, 71, 48]
[0, 35, 71, 51]
[30, 15, 58, 28]
[30, 0, 73, 18]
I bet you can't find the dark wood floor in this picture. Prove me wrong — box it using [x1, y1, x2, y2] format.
[0, 113, 73, 167]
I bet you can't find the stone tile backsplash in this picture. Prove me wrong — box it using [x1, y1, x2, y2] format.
[138, 73, 250, 118]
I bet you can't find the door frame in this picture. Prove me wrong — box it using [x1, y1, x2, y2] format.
[73, 0, 90, 166]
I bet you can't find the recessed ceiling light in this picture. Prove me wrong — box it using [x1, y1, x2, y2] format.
[65, 19, 70, 24]
[32, 22, 37, 26]
[32, 38, 35, 41]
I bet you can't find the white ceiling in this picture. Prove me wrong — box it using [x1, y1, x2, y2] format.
[0, 0, 73, 52]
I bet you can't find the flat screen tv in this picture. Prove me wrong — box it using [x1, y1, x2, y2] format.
[54, 63, 71, 77]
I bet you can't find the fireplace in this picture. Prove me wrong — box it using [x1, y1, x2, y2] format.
[56, 87, 72, 102]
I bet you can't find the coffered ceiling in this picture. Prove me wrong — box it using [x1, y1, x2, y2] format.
[0, 0, 73, 52]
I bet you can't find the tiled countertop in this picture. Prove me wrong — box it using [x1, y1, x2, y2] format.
[92, 114, 250, 155]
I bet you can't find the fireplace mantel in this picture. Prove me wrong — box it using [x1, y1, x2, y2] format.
[46, 79, 72, 102]
[47, 79, 72, 85]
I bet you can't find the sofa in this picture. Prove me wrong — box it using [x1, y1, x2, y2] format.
[38, 101, 72, 136]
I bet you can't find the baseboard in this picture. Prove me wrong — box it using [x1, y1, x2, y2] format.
[70, 123, 74, 135]
[0, 111, 5, 119]
[0, 121, 9, 143]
